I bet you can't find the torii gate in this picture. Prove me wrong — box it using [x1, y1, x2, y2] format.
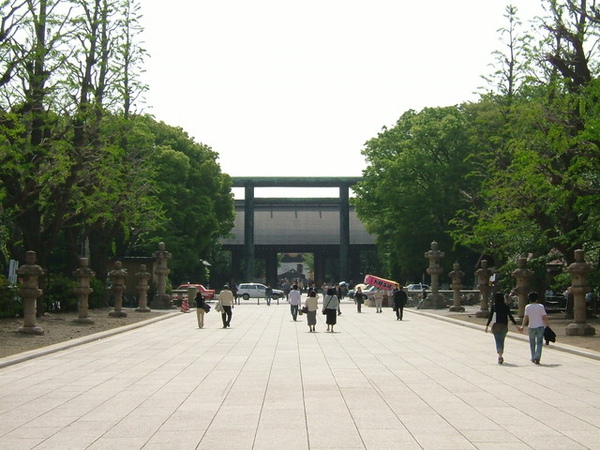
[232, 177, 364, 284]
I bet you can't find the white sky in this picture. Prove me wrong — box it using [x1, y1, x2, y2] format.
[140, 1, 545, 197]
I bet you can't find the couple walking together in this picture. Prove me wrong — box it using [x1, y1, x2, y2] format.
[486, 291, 549, 364]
[301, 287, 339, 332]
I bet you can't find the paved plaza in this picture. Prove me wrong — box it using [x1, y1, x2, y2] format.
[1, 300, 600, 450]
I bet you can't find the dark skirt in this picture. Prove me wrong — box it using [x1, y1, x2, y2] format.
[307, 310, 317, 326]
[325, 309, 337, 325]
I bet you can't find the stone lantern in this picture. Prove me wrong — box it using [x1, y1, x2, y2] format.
[448, 262, 465, 312]
[565, 249, 595, 336]
[135, 264, 152, 312]
[73, 257, 95, 324]
[475, 260, 492, 318]
[16, 251, 45, 335]
[423, 241, 446, 309]
[108, 261, 128, 317]
[511, 256, 533, 323]
[150, 242, 173, 309]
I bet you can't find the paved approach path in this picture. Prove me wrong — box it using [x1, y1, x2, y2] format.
[1, 300, 600, 450]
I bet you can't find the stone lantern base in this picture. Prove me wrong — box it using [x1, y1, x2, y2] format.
[17, 325, 44, 335]
[565, 323, 596, 336]
[108, 309, 128, 318]
[475, 310, 490, 319]
[73, 317, 95, 324]
[150, 294, 174, 310]
[420, 293, 446, 309]
[449, 305, 465, 312]
[135, 305, 151, 313]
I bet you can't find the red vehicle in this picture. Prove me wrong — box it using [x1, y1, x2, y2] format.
[172, 283, 215, 301]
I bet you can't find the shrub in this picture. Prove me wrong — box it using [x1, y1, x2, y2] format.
[0, 275, 23, 318]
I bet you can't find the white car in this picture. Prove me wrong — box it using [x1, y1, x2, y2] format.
[405, 283, 430, 294]
[236, 283, 284, 300]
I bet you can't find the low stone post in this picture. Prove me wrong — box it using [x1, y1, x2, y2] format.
[511, 256, 533, 324]
[135, 264, 152, 312]
[565, 249, 595, 336]
[475, 260, 492, 318]
[448, 262, 465, 312]
[421, 241, 446, 309]
[17, 251, 45, 335]
[108, 261, 128, 317]
[73, 257, 95, 324]
[150, 242, 173, 309]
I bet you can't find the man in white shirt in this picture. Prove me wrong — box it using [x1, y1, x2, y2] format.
[521, 291, 549, 364]
[288, 284, 302, 321]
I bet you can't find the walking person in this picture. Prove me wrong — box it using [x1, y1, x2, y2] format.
[392, 285, 408, 320]
[373, 288, 384, 313]
[354, 286, 365, 313]
[485, 292, 519, 364]
[305, 289, 319, 332]
[219, 285, 235, 328]
[336, 284, 343, 315]
[195, 291, 208, 329]
[288, 284, 302, 321]
[521, 291, 549, 364]
[265, 284, 273, 306]
[323, 287, 340, 332]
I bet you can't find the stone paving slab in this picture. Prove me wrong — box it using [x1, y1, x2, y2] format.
[1, 301, 600, 449]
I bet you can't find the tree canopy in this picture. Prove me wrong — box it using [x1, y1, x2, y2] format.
[0, 0, 234, 288]
[354, 1, 600, 288]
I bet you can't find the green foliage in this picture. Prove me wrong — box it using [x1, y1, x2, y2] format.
[0, 275, 22, 319]
[134, 117, 235, 284]
[88, 278, 107, 309]
[354, 106, 481, 283]
[45, 274, 78, 313]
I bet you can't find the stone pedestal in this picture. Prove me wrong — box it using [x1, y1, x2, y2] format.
[448, 262, 465, 312]
[150, 242, 174, 309]
[135, 264, 152, 312]
[108, 261, 128, 317]
[421, 241, 446, 309]
[475, 260, 492, 318]
[17, 251, 45, 335]
[565, 249, 595, 336]
[511, 256, 533, 324]
[73, 257, 95, 324]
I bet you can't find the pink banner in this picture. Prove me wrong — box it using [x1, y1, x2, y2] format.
[363, 274, 398, 291]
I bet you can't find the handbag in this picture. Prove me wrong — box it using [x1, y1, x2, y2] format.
[301, 306, 308, 314]
[202, 303, 211, 313]
[215, 301, 223, 313]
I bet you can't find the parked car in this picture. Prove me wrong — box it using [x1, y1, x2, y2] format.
[236, 283, 284, 300]
[405, 283, 430, 294]
[172, 283, 216, 301]
[347, 284, 378, 299]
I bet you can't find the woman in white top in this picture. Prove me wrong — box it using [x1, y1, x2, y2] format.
[304, 290, 319, 332]
[323, 288, 339, 332]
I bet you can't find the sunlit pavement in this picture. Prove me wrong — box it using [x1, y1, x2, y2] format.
[1, 299, 600, 450]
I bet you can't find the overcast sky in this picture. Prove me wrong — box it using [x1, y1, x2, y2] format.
[140, 1, 544, 196]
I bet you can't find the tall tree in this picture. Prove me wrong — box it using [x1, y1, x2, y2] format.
[354, 106, 480, 283]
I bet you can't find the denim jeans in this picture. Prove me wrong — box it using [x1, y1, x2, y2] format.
[529, 326, 545, 360]
[290, 304, 298, 320]
[492, 324, 508, 352]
